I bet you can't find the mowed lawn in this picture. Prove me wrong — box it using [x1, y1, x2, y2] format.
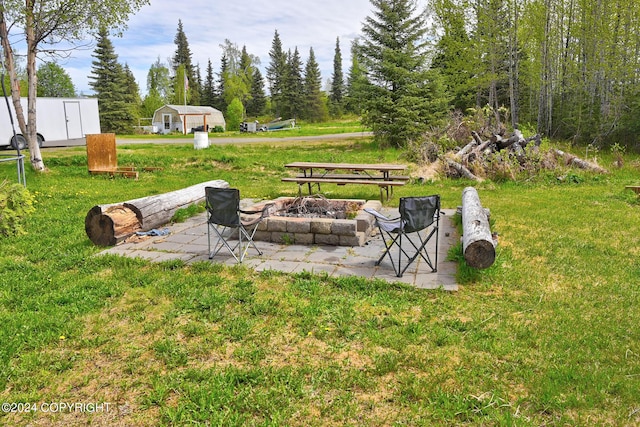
[0, 137, 639, 426]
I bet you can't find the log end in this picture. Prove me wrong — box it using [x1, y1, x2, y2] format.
[85, 206, 117, 246]
[85, 205, 141, 246]
[463, 239, 496, 269]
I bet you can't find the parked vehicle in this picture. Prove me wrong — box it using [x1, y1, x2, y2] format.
[0, 97, 101, 149]
[258, 118, 296, 132]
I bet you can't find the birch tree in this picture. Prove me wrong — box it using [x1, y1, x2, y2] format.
[0, 0, 149, 171]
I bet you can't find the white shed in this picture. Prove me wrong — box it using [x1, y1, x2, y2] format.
[152, 105, 226, 134]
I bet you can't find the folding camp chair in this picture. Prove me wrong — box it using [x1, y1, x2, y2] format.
[364, 195, 441, 277]
[205, 187, 272, 263]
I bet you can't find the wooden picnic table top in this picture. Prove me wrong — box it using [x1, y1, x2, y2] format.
[284, 162, 407, 172]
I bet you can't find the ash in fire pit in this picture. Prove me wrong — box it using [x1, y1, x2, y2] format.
[275, 195, 361, 219]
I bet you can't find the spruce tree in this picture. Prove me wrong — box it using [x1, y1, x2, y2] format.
[329, 37, 345, 116]
[88, 28, 135, 134]
[359, 0, 450, 147]
[246, 68, 267, 117]
[303, 47, 328, 122]
[431, 0, 477, 111]
[123, 63, 141, 121]
[214, 54, 229, 112]
[172, 19, 195, 104]
[266, 30, 287, 116]
[202, 59, 216, 107]
[282, 47, 303, 119]
[345, 40, 369, 115]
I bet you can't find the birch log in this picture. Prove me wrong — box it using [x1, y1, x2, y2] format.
[85, 180, 228, 246]
[553, 149, 609, 174]
[461, 187, 496, 269]
[446, 158, 483, 182]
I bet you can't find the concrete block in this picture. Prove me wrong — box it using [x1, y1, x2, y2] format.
[253, 231, 272, 241]
[266, 217, 288, 232]
[310, 218, 333, 234]
[286, 217, 311, 233]
[294, 233, 314, 245]
[272, 232, 295, 244]
[315, 233, 340, 246]
[332, 219, 356, 236]
[340, 233, 366, 247]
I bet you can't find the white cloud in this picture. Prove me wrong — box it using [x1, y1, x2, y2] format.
[39, 0, 430, 96]
[66, 0, 376, 95]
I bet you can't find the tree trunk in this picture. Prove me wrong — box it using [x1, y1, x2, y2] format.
[461, 187, 496, 269]
[85, 180, 228, 246]
[25, 1, 45, 171]
[456, 139, 479, 158]
[553, 149, 609, 174]
[446, 158, 483, 182]
[0, 12, 27, 138]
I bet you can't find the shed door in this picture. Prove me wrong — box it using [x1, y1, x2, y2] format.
[64, 101, 83, 139]
[163, 114, 172, 131]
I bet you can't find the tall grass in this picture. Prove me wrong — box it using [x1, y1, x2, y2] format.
[0, 138, 639, 425]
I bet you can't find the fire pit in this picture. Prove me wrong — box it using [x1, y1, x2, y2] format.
[247, 196, 382, 246]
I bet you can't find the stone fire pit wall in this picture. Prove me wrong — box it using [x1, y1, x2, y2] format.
[248, 197, 382, 247]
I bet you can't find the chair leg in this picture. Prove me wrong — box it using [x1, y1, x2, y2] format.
[375, 225, 439, 277]
[208, 224, 242, 262]
[237, 224, 264, 262]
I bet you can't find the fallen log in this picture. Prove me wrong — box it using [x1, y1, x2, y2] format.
[446, 158, 483, 182]
[461, 187, 496, 269]
[85, 179, 229, 246]
[456, 139, 479, 158]
[495, 129, 524, 150]
[522, 133, 541, 148]
[552, 149, 609, 174]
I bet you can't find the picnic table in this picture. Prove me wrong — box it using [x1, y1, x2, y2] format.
[282, 162, 409, 201]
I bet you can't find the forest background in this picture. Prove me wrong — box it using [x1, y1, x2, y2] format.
[6, 0, 640, 152]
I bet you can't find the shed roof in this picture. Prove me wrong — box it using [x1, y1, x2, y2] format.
[161, 105, 222, 115]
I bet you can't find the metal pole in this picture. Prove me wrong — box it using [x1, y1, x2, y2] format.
[1, 70, 26, 187]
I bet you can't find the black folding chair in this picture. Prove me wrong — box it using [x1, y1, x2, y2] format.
[205, 187, 272, 263]
[365, 195, 441, 277]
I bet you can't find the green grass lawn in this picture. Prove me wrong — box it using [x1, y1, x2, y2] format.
[119, 116, 369, 140]
[0, 136, 639, 426]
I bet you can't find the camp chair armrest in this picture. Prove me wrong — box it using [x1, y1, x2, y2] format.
[363, 207, 399, 222]
[240, 202, 275, 217]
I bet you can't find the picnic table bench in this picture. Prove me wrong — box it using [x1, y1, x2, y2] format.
[625, 185, 640, 195]
[283, 162, 409, 201]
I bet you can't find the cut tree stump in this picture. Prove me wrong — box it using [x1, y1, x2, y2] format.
[461, 187, 496, 269]
[85, 179, 228, 246]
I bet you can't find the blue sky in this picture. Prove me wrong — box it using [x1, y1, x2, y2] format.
[59, 0, 382, 96]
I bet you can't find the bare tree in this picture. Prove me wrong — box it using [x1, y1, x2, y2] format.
[0, 0, 149, 171]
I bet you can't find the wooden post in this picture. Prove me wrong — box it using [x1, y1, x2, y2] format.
[461, 187, 496, 269]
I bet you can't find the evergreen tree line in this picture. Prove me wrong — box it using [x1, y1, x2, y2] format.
[86, 0, 640, 148]
[88, 21, 349, 133]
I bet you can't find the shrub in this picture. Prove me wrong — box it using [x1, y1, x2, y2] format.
[0, 180, 36, 237]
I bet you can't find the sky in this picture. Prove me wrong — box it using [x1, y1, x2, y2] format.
[58, 0, 383, 96]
